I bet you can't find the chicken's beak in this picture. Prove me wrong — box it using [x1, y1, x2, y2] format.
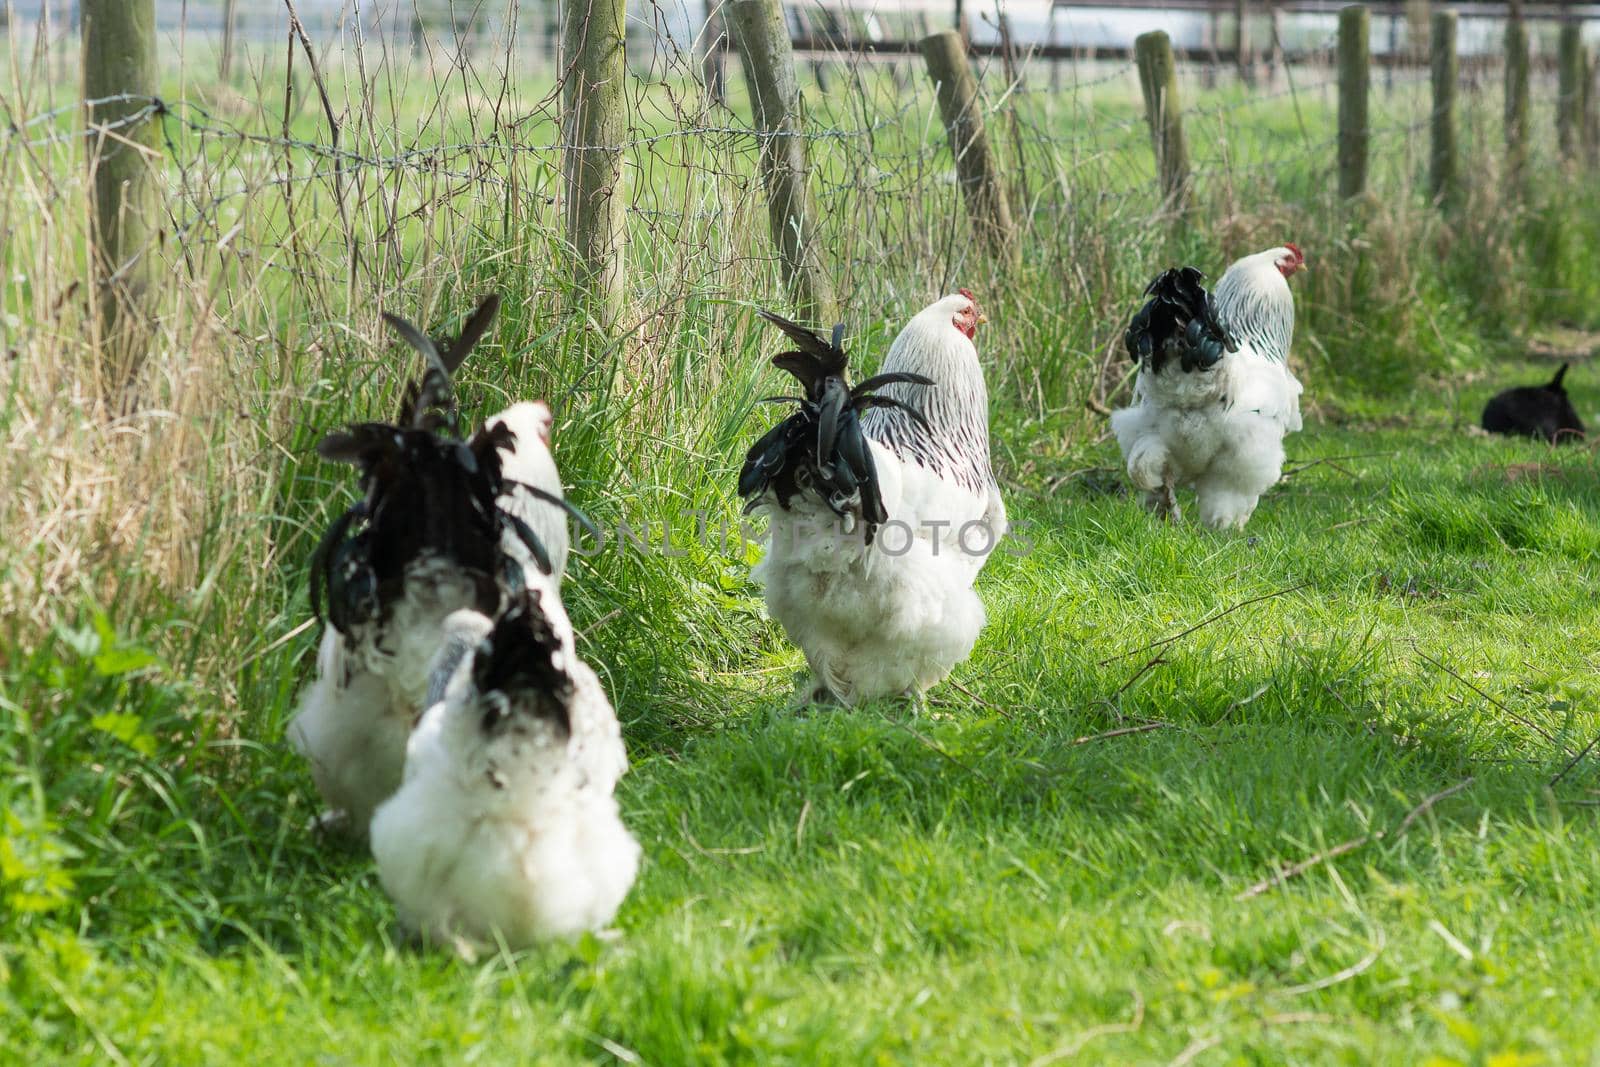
[976, 311, 989, 326]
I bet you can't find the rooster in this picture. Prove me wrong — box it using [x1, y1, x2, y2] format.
[1111, 245, 1305, 529]
[370, 600, 637, 954]
[289, 297, 589, 836]
[739, 292, 1007, 706]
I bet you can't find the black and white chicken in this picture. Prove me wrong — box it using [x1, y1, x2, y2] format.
[369, 599, 637, 953]
[288, 297, 585, 835]
[1111, 245, 1306, 529]
[739, 292, 1007, 706]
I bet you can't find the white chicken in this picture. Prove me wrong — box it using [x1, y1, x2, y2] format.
[739, 292, 1007, 706]
[288, 298, 586, 836]
[370, 599, 637, 954]
[1110, 244, 1306, 529]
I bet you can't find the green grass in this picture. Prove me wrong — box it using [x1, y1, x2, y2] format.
[5, 30, 1600, 1066]
[5, 376, 1599, 1064]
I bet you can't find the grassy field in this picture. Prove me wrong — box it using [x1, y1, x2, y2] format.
[3, 25, 1600, 1066]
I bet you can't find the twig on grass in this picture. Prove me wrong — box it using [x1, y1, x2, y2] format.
[1281, 451, 1393, 480]
[948, 678, 1014, 720]
[1168, 1035, 1222, 1067]
[1027, 989, 1145, 1066]
[1273, 929, 1385, 995]
[1551, 731, 1600, 786]
[1412, 644, 1569, 755]
[1072, 721, 1167, 745]
[1113, 655, 1168, 697]
[1099, 583, 1310, 666]
[1235, 778, 1476, 901]
[891, 720, 996, 786]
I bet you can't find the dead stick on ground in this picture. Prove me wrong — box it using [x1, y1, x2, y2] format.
[1113, 655, 1169, 697]
[1072, 722, 1168, 745]
[1099, 583, 1310, 666]
[1236, 777, 1476, 901]
[1411, 644, 1569, 754]
[1549, 730, 1600, 786]
[948, 678, 1013, 720]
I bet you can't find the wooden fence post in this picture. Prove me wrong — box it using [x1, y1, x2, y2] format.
[1048, 7, 1063, 93]
[1337, 4, 1370, 200]
[997, 12, 1032, 217]
[921, 30, 1019, 266]
[562, 0, 627, 331]
[83, 0, 160, 399]
[1430, 10, 1458, 204]
[1557, 21, 1583, 159]
[1586, 45, 1600, 165]
[1134, 31, 1190, 212]
[1505, 13, 1530, 179]
[701, 6, 727, 106]
[791, 6, 828, 92]
[729, 0, 835, 323]
[1235, 0, 1255, 87]
[220, 0, 239, 81]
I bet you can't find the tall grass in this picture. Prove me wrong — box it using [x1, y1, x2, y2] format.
[1, 9, 1597, 976]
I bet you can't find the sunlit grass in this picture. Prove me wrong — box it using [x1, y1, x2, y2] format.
[3, 22, 1599, 1065]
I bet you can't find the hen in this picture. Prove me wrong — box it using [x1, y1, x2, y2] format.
[288, 298, 586, 836]
[739, 292, 1007, 706]
[1481, 363, 1586, 444]
[370, 600, 637, 953]
[1111, 245, 1306, 529]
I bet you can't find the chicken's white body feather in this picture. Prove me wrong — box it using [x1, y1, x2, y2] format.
[752, 295, 1007, 704]
[489, 402, 571, 587]
[370, 611, 637, 950]
[1111, 248, 1303, 530]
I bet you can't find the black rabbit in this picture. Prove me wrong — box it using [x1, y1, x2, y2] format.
[1481, 364, 1586, 444]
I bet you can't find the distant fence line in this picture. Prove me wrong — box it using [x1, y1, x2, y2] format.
[7, 0, 1591, 399]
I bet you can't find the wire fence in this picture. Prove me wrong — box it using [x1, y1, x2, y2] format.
[0, 5, 1585, 375]
[0, 2, 1592, 641]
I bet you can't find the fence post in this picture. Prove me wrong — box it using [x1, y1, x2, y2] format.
[1049, 7, 1063, 93]
[83, 0, 159, 400]
[1235, 0, 1255, 87]
[1557, 21, 1583, 159]
[729, 0, 835, 323]
[921, 30, 1019, 267]
[1337, 5, 1370, 200]
[791, 6, 828, 92]
[1134, 30, 1190, 212]
[701, 6, 727, 106]
[1505, 12, 1530, 179]
[1586, 45, 1600, 165]
[997, 12, 1033, 218]
[220, 0, 238, 80]
[561, 0, 627, 331]
[1430, 10, 1458, 204]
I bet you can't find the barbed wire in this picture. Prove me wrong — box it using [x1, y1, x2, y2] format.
[3, 43, 1572, 308]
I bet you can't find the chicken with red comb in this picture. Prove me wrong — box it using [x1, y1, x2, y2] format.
[738, 291, 1007, 707]
[1111, 245, 1306, 529]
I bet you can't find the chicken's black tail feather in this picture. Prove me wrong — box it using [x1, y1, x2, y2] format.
[389, 294, 503, 431]
[738, 311, 932, 540]
[311, 421, 512, 635]
[472, 595, 573, 737]
[310, 294, 561, 636]
[1124, 266, 1238, 374]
